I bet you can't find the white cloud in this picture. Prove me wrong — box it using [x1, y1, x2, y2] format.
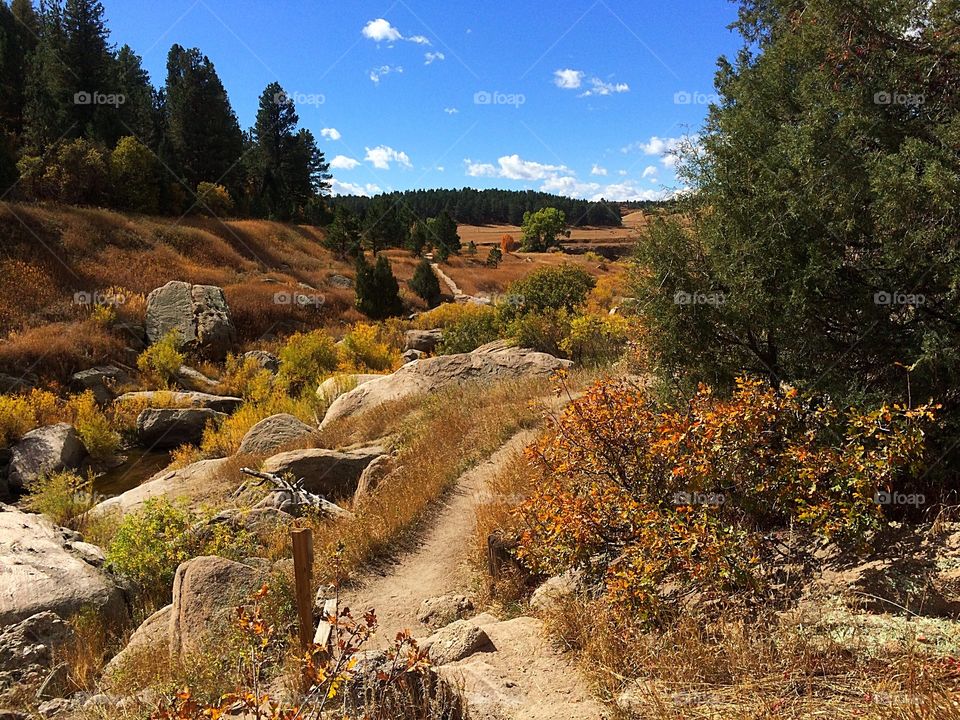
[464, 153, 677, 202]
[320, 127, 341, 141]
[436, 166, 445, 172]
[362, 18, 402, 43]
[444, 107, 459, 114]
[408, 35, 431, 45]
[580, 78, 629, 97]
[425, 51, 445, 65]
[331, 180, 382, 197]
[369, 65, 403, 84]
[465, 160, 497, 177]
[618, 169, 628, 176]
[364, 145, 412, 170]
[642, 165, 658, 178]
[554, 69, 585, 90]
[330, 155, 360, 170]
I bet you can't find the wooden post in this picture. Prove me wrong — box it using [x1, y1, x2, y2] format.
[291, 527, 314, 653]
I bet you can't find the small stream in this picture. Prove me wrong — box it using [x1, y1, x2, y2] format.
[93, 448, 172, 498]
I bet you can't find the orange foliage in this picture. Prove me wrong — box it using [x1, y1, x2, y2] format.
[500, 234, 519, 253]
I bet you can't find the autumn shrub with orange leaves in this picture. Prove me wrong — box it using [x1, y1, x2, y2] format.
[516, 376, 937, 619]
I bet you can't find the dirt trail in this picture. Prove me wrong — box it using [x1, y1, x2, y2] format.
[431, 262, 464, 297]
[340, 426, 607, 719]
[341, 429, 536, 646]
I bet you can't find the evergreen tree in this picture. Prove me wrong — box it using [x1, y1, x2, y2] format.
[23, 1, 69, 150]
[163, 44, 243, 192]
[363, 196, 409, 253]
[407, 219, 429, 256]
[62, 0, 117, 142]
[323, 206, 362, 258]
[409, 257, 441, 307]
[355, 252, 403, 319]
[430, 210, 461, 256]
[0, 0, 38, 134]
[114, 44, 156, 144]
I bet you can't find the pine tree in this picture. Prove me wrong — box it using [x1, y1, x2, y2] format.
[430, 210, 461, 257]
[323, 206, 362, 258]
[407, 219, 429, 256]
[23, 1, 69, 150]
[163, 44, 243, 192]
[114, 44, 157, 145]
[355, 252, 403, 319]
[62, 0, 117, 142]
[409, 257, 441, 307]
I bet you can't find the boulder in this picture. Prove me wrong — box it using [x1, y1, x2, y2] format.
[422, 619, 490, 665]
[0, 505, 127, 625]
[116, 391, 242, 414]
[169, 556, 260, 657]
[354, 455, 392, 499]
[174, 365, 221, 392]
[103, 605, 171, 677]
[242, 350, 280, 374]
[237, 414, 315, 456]
[316, 374, 382, 404]
[8, 424, 87, 492]
[69, 366, 126, 406]
[404, 329, 443, 353]
[327, 274, 353, 289]
[529, 570, 585, 612]
[92, 458, 233, 515]
[322, 348, 573, 428]
[36, 699, 75, 718]
[417, 594, 475, 630]
[402, 349, 425, 364]
[136, 408, 225, 450]
[145, 281, 237, 360]
[0, 612, 74, 693]
[261, 446, 385, 499]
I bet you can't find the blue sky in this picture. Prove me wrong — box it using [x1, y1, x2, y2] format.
[105, 1, 742, 200]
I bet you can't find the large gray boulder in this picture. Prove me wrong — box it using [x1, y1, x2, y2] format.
[145, 281, 237, 360]
[92, 458, 233, 515]
[316, 374, 382, 404]
[0, 611, 74, 695]
[169, 556, 260, 658]
[321, 348, 572, 428]
[0, 505, 127, 625]
[116, 391, 242, 414]
[237, 414, 315, 456]
[136, 408, 225, 450]
[69, 366, 126, 406]
[8, 424, 87, 492]
[242, 350, 280, 374]
[404, 329, 443, 353]
[261, 446, 385, 499]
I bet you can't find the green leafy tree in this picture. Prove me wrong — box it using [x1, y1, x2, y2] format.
[505, 264, 595, 318]
[409, 258, 441, 307]
[109, 135, 160, 213]
[520, 207, 570, 252]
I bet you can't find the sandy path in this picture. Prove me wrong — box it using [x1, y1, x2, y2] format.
[340, 429, 537, 646]
[431, 262, 464, 298]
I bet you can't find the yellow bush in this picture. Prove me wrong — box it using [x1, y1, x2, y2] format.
[338, 324, 401, 373]
[67, 391, 120, 460]
[25, 470, 96, 529]
[413, 302, 493, 330]
[560, 314, 629, 365]
[137, 331, 184, 388]
[220, 354, 274, 402]
[0, 394, 34, 447]
[276, 330, 339, 395]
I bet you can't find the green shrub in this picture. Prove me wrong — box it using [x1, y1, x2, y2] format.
[561, 314, 629, 365]
[439, 307, 503, 354]
[137, 331, 184, 388]
[504, 264, 596, 319]
[506, 309, 571, 357]
[355, 253, 403, 319]
[195, 182, 234, 217]
[486, 246, 502, 268]
[106, 499, 255, 606]
[25, 470, 96, 530]
[276, 329, 339, 395]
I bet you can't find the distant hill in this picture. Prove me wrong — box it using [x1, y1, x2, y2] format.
[329, 188, 666, 228]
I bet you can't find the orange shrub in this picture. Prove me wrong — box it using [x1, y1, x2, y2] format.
[516, 376, 937, 617]
[500, 234, 519, 253]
